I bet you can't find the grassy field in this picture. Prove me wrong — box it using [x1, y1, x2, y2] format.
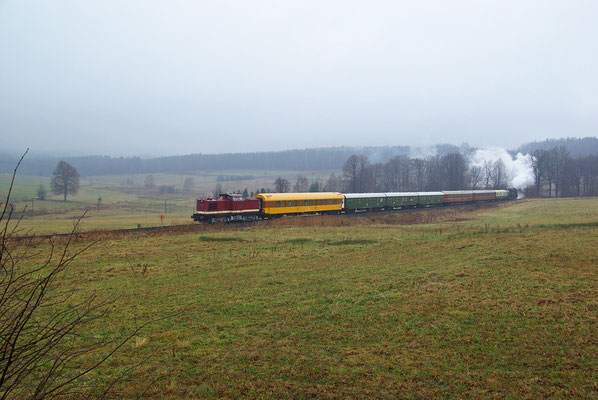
[11, 198, 598, 398]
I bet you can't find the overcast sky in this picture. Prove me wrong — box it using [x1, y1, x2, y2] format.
[1, 0, 597, 156]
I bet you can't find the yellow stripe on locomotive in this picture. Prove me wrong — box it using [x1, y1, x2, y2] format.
[255, 192, 344, 215]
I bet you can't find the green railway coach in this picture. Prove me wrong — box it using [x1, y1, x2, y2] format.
[343, 193, 386, 211]
[416, 192, 445, 206]
[384, 192, 419, 208]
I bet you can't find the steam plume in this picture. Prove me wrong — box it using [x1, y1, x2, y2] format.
[470, 147, 533, 190]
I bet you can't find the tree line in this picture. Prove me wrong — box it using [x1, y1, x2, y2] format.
[516, 137, 598, 158]
[529, 147, 598, 197]
[285, 148, 597, 197]
[271, 152, 510, 194]
[338, 152, 510, 193]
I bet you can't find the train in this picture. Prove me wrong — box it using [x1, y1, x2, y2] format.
[191, 188, 518, 223]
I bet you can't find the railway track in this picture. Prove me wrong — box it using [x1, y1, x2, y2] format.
[12, 199, 510, 242]
[11, 223, 210, 242]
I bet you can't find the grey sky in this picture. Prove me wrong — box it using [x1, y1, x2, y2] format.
[1, 0, 597, 156]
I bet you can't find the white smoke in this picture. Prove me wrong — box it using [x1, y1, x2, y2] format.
[470, 147, 534, 190]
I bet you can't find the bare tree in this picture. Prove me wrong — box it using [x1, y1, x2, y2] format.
[50, 161, 80, 201]
[357, 155, 372, 192]
[412, 158, 426, 191]
[468, 165, 484, 189]
[551, 146, 570, 197]
[491, 159, 509, 189]
[342, 155, 360, 193]
[293, 176, 309, 192]
[483, 160, 494, 189]
[370, 163, 385, 192]
[561, 157, 582, 197]
[382, 157, 401, 191]
[323, 173, 340, 192]
[580, 155, 598, 196]
[440, 152, 466, 190]
[425, 156, 443, 191]
[274, 177, 290, 193]
[530, 149, 547, 196]
[342, 155, 371, 192]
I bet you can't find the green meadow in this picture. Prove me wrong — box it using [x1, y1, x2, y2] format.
[11, 197, 598, 398]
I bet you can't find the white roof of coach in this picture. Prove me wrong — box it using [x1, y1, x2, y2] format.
[384, 192, 419, 197]
[343, 193, 387, 199]
[442, 190, 474, 195]
[416, 192, 445, 196]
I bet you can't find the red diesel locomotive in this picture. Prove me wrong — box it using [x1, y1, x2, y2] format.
[192, 193, 260, 223]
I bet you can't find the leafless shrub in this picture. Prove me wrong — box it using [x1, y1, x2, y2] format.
[0, 151, 159, 399]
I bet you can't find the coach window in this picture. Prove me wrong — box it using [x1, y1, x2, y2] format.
[293, 201, 297, 207]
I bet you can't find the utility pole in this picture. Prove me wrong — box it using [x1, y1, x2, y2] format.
[164, 199, 167, 214]
[97, 197, 102, 212]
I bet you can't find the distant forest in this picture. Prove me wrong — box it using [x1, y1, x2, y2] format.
[3, 146, 413, 176]
[515, 137, 598, 157]
[2, 138, 597, 177]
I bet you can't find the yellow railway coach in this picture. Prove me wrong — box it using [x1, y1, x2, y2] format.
[255, 192, 344, 216]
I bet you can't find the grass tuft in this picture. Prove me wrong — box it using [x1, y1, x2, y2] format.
[198, 236, 245, 242]
[285, 238, 313, 244]
[538, 221, 598, 229]
[324, 239, 377, 246]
